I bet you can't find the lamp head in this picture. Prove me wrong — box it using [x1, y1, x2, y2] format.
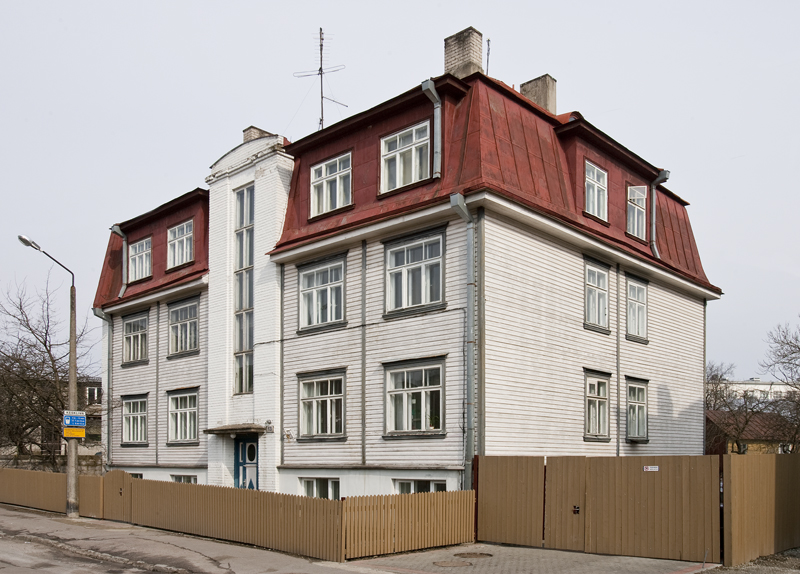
[18, 235, 42, 251]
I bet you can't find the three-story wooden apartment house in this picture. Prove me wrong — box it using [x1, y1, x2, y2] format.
[269, 27, 721, 497]
[93, 189, 209, 483]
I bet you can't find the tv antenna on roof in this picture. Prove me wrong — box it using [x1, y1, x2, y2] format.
[293, 27, 347, 130]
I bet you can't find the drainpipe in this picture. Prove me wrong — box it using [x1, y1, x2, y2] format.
[649, 170, 669, 259]
[111, 225, 128, 298]
[450, 193, 474, 490]
[421, 80, 442, 179]
[92, 307, 113, 468]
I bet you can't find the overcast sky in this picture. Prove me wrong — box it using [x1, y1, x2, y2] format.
[1, 1, 797, 380]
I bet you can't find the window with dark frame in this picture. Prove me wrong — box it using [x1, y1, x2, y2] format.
[300, 376, 344, 436]
[123, 315, 148, 363]
[122, 397, 147, 443]
[300, 261, 344, 328]
[386, 234, 442, 313]
[387, 362, 443, 433]
[169, 301, 198, 354]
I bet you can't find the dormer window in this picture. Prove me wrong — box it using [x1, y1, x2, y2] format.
[311, 153, 351, 217]
[128, 238, 151, 282]
[584, 161, 607, 221]
[167, 220, 194, 269]
[381, 122, 429, 193]
[627, 186, 647, 240]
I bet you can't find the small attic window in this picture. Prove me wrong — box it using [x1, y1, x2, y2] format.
[381, 122, 430, 193]
[584, 161, 608, 222]
[627, 186, 647, 240]
[310, 153, 352, 218]
[129, 238, 152, 282]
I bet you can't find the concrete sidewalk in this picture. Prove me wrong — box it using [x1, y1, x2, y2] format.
[0, 503, 718, 574]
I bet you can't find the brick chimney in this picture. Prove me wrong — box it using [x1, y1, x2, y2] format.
[520, 74, 557, 115]
[243, 125, 273, 143]
[444, 27, 483, 79]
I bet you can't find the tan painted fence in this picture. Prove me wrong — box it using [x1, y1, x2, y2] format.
[0, 468, 474, 563]
[723, 454, 800, 566]
[344, 490, 475, 559]
[477, 455, 722, 565]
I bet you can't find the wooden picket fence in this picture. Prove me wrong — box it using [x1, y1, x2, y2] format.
[0, 468, 474, 562]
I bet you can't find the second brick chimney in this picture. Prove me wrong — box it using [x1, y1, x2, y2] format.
[444, 27, 483, 79]
[243, 125, 273, 143]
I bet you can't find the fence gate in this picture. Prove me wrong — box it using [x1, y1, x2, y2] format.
[476, 456, 545, 547]
[103, 470, 131, 522]
[544, 457, 586, 551]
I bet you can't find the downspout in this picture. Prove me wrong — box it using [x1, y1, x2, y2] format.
[649, 170, 669, 259]
[450, 193, 475, 490]
[421, 80, 442, 179]
[111, 225, 128, 298]
[92, 307, 113, 468]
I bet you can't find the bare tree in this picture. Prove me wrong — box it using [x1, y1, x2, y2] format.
[760, 317, 800, 453]
[705, 360, 736, 411]
[0, 279, 95, 471]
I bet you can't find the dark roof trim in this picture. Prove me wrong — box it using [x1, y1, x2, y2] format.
[284, 74, 470, 157]
[555, 119, 689, 207]
[118, 188, 208, 231]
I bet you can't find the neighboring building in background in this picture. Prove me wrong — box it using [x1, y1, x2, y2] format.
[269, 26, 721, 498]
[706, 410, 794, 454]
[722, 378, 795, 402]
[204, 127, 294, 491]
[93, 189, 209, 483]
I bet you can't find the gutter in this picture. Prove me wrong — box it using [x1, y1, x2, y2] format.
[111, 225, 128, 298]
[649, 170, 669, 260]
[92, 307, 113, 468]
[421, 80, 442, 179]
[449, 193, 475, 490]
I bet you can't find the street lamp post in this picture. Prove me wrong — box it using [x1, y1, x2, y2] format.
[18, 235, 79, 518]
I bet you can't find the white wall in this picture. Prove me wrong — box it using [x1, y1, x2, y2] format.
[482, 211, 705, 456]
[206, 136, 293, 490]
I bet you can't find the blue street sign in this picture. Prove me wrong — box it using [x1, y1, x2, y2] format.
[63, 415, 86, 427]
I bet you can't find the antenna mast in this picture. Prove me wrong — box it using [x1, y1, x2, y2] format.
[294, 27, 347, 130]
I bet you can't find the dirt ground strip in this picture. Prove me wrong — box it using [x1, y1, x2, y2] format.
[717, 548, 800, 573]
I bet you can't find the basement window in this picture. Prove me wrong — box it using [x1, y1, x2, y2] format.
[381, 122, 430, 193]
[395, 479, 446, 494]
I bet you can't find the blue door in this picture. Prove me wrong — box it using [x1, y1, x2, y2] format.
[234, 435, 258, 489]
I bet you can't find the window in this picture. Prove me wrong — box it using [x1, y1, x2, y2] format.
[626, 279, 647, 339]
[627, 186, 647, 239]
[585, 263, 608, 329]
[301, 377, 343, 436]
[122, 397, 147, 443]
[86, 387, 103, 405]
[386, 235, 442, 312]
[171, 475, 197, 484]
[128, 238, 152, 282]
[387, 363, 443, 433]
[234, 185, 254, 394]
[130, 473, 143, 479]
[395, 480, 446, 494]
[627, 381, 648, 440]
[584, 161, 607, 221]
[311, 153, 351, 217]
[585, 376, 609, 438]
[302, 478, 340, 500]
[381, 121, 430, 193]
[169, 301, 199, 354]
[167, 220, 194, 268]
[168, 391, 198, 442]
[123, 315, 148, 363]
[300, 261, 344, 328]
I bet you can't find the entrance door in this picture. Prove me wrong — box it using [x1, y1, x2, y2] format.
[235, 435, 258, 489]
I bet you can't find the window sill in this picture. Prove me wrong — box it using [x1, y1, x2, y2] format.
[166, 440, 200, 447]
[120, 442, 149, 448]
[127, 276, 153, 287]
[624, 232, 648, 246]
[232, 391, 254, 397]
[378, 176, 436, 200]
[626, 438, 650, 444]
[297, 321, 348, 337]
[583, 322, 611, 336]
[165, 260, 195, 274]
[296, 435, 348, 443]
[383, 301, 447, 321]
[166, 349, 201, 360]
[582, 211, 610, 227]
[121, 359, 150, 368]
[583, 435, 611, 443]
[308, 203, 355, 223]
[383, 432, 447, 440]
[625, 333, 649, 345]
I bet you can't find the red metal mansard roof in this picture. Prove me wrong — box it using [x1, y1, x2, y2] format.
[275, 72, 719, 294]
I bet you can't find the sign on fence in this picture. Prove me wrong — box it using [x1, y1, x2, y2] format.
[643, 465, 659, 472]
[63, 415, 86, 427]
[63, 428, 85, 438]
